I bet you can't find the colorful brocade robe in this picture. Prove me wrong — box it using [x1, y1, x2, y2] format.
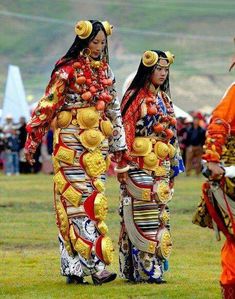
[25, 56, 126, 277]
[119, 87, 184, 282]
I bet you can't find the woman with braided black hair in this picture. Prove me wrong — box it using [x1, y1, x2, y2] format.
[25, 20, 127, 285]
[118, 50, 184, 283]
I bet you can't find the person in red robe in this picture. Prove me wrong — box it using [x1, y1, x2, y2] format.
[24, 20, 127, 285]
[118, 50, 184, 283]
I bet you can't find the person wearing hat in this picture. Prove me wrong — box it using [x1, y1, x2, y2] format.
[193, 45, 235, 298]
[118, 50, 184, 283]
[24, 20, 127, 285]
[3, 114, 14, 135]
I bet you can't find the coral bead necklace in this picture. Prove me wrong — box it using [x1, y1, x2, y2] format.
[144, 88, 176, 140]
[72, 55, 113, 111]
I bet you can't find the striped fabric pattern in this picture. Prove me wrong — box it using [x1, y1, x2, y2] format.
[128, 169, 154, 186]
[133, 200, 160, 232]
[133, 200, 170, 238]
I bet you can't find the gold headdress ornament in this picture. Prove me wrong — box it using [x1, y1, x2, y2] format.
[229, 37, 235, 72]
[142, 50, 175, 67]
[75, 21, 93, 39]
[142, 51, 159, 67]
[102, 21, 113, 36]
[165, 51, 175, 64]
[75, 20, 113, 39]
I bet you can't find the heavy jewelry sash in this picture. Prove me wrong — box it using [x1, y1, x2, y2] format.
[123, 196, 172, 259]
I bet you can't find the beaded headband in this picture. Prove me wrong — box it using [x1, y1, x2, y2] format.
[75, 20, 113, 39]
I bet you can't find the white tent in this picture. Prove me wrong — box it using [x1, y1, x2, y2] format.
[173, 104, 193, 121]
[122, 72, 193, 121]
[1, 65, 30, 124]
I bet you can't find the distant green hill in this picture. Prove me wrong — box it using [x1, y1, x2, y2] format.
[0, 0, 234, 112]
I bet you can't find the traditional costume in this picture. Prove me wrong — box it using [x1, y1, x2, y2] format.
[119, 50, 184, 283]
[25, 20, 126, 284]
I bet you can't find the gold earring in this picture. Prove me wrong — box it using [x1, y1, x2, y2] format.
[81, 48, 92, 57]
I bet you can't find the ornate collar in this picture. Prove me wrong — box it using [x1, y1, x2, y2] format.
[146, 83, 160, 96]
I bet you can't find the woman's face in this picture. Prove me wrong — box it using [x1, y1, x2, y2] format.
[88, 30, 106, 59]
[150, 59, 169, 87]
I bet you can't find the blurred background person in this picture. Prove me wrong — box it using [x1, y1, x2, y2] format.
[4, 128, 20, 175]
[185, 116, 206, 176]
[17, 116, 32, 173]
[177, 117, 188, 165]
[2, 114, 14, 134]
[40, 127, 54, 175]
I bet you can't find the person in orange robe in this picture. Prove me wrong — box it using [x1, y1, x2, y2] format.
[193, 50, 235, 298]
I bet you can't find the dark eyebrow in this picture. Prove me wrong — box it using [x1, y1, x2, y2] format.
[93, 38, 106, 42]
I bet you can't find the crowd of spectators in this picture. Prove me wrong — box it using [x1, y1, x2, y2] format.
[0, 115, 53, 175]
[177, 111, 207, 176]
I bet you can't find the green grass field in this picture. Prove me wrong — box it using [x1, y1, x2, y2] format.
[0, 173, 223, 298]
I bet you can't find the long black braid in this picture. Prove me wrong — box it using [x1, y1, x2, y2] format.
[51, 20, 109, 77]
[121, 50, 170, 117]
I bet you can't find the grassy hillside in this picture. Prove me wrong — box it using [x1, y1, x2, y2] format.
[0, 0, 234, 111]
[106, 0, 235, 109]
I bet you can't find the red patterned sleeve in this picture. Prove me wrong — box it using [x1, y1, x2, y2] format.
[25, 65, 72, 154]
[202, 83, 235, 162]
[202, 118, 230, 162]
[121, 90, 141, 152]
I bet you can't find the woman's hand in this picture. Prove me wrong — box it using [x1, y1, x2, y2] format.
[24, 150, 35, 166]
[117, 172, 128, 184]
[207, 162, 224, 178]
